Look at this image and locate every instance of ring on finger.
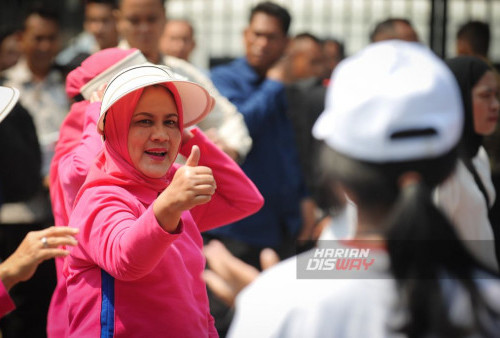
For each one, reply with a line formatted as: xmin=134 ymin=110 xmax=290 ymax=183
xmin=41 ymin=236 xmax=48 ymax=248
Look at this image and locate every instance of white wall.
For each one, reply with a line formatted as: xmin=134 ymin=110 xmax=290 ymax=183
xmin=166 ymin=0 xmax=499 ymax=69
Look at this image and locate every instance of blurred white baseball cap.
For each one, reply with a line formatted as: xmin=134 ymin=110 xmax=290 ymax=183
xmin=98 ymin=63 xmax=215 ymax=133
xmin=0 ymin=86 xmax=20 ymax=124
xmin=313 ymin=40 xmax=463 ymax=162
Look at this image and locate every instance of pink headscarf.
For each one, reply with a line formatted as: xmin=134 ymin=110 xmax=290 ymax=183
xmin=77 ymin=83 xmax=184 ymax=205
xmin=50 ymin=48 xmax=140 ymax=225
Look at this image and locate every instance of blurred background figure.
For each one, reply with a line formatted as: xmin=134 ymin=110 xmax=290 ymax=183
xmin=280 ymin=32 xmax=329 ymax=241
xmin=0 ymin=94 xmax=40 ymax=211
xmin=0 ymin=4 xmax=68 ymax=337
xmin=321 ymin=38 xmax=345 ymax=81
xmin=115 ymin=0 xmax=167 ymax=64
xmin=0 ymin=26 xmax=21 ymax=72
xmin=159 ymin=18 xmax=196 ymax=63
xmin=370 ymin=17 xmax=419 ymax=43
xmin=281 ymin=32 xmax=324 ymax=83
xmin=1 ymin=3 xmax=67 ymax=215
xmin=209 ymin=0 xmax=299 ymax=267
xmin=209 ymin=2 xmax=311 ymax=335
xmin=435 ymin=56 xmax=500 ymax=270
xmin=116 ymin=0 xmax=252 ymax=162
xmin=456 ymin=20 xmax=490 ymax=62
xmin=0 ymin=87 xmax=77 ymax=324
xmin=56 ymin=0 xmax=119 ymax=70
xmin=456 ymin=20 xmax=500 ymax=246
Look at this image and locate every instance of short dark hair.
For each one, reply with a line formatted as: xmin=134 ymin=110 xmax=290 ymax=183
xmin=117 ymin=0 xmax=164 ymax=9
xmin=370 ymin=17 xmax=412 ymax=42
xmin=166 ymin=18 xmax=195 ymax=35
xmin=85 ymin=0 xmax=118 ymax=9
xmin=23 ymin=2 xmax=61 ymax=29
xmin=0 ymin=25 xmax=20 ymax=45
xmin=294 ymin=32 xmax=321 ymax=45
xmin=322 ymin=38 xmax=345 ymax=60
xmin=249 ymin=1 xmax=291 ymax=35
xmin=457 ymin=20 xmax=490 ymax=57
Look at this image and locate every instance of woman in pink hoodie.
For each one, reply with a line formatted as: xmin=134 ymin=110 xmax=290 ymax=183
xmin=66 ymin=64 xmax=263 ymax=337
xmin=48 ymin=48 xmax=148 ymax=338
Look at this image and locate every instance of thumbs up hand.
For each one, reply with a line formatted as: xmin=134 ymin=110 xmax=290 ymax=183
xmin=163 ymin=145 xmax=216 ymax=208
xmin=185 ymin=144 xmax=200 ymax=167
xmin=153 ymin=145 xmax=216 ymax=232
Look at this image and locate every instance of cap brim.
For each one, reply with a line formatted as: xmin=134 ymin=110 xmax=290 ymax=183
xmin=98 ymin=64 xmax=214 ymax=133
xmin=0 ymin=86 xmax=20 ymax=124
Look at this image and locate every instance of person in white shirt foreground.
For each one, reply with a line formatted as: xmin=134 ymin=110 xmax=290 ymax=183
xmin=210 ymin=41 xmax=500 ymax=338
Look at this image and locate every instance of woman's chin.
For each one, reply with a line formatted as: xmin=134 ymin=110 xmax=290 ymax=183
xmin=140 ymin=166 xmax=170 ymax=179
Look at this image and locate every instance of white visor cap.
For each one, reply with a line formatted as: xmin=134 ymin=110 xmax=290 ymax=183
xmin=98 ymin=63 xmax=215 ymax=134
xmin=80 ymin=49 xmax=148 ymax=100
xmin=0 ymin=86 xmax=20 ymax=124
xmin=313 ymin=40 xmax=463 ymax=162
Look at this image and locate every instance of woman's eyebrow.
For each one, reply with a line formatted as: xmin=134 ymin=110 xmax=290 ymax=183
xmin=132 ymin=112 xmax=179 ymax=118
xmin=133 ymin=112 xmax=154 ymax=117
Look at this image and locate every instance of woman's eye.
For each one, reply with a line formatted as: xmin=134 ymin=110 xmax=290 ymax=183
xmin=137 ymin=119 xmax=152 ymax=125
xmin=164 ymin=119 xmax=178 ymax=126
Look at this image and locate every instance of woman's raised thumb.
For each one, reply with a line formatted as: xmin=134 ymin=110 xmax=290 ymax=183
xmin=186 ymin=145 xmax=200 ymax=167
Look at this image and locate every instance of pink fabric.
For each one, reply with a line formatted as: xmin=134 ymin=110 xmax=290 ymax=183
xmin=47 ymin=102 xmax=102 ymax=338
xmin=65 ymin=48 xmax=139 ymax=98
xmin=0 ymin=281 xmax=15 ymax=318
xmin=50 ymin=47 xmax=140 ymax=227
xmin=66 ymin=85 xmax=263 ymax=336
xmin=48 ymin=48 xmax=139 ymax=338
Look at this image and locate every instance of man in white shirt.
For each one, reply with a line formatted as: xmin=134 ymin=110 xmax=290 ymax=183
xmin=1 ymin=5 xmax=68 ymax=224
xmin=115 ymin=0 xmax=252 ymax=162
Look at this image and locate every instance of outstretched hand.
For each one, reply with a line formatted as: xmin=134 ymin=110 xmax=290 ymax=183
xmin=203 ymin=240 xmax=280 ymax=307
xmin=154 ymin=145 xmax=217 ymax=232
xmin=0 ymin=226 xmax=79 ymax=291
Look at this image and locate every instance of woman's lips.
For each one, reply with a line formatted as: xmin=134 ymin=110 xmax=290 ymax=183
xmin=145 ymin=148 xmax=167 ymax=160
xmin=488 ymin=115 xmax=499 ymax=122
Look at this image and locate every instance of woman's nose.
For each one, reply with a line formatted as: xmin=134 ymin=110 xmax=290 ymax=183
xmin=151 ymin=125 xmax=169 ymax=142
xmin=492 ymin=96 xmax=500 ymax=112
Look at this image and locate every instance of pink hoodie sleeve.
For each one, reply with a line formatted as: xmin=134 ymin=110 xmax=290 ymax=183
xmin=179 ymin=128 xmax=264 ymax=232
xmin=208 ymin=313 xmax=218 ymax=338
xmin=0 ymin=281 xmax=15 ymax=318
xmin=73 ymin=188 xmax=183 ymax=281
xmin=59 ymin=102 xmax=104 ymax=212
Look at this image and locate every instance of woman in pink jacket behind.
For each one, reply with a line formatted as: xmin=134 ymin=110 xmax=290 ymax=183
xmin=65 ymin=64 xmax=263 ymax=337
xmin=48 ymin=47 xmax=148 ymax=338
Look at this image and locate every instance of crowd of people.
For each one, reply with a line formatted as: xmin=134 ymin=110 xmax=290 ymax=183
xmin=0 ymin=0 xmax=499 ymax=337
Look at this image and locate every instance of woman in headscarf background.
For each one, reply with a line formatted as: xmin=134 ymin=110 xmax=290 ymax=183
xmin=65 ymin=64 xmax=263 ymax=337
xmin=48 ymin=48 xmax=148 ymax=338
xmin=434 ymin=56 xmax=500 ymax=270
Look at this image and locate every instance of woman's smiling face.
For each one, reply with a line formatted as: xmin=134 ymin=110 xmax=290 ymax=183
xmin=128 ymin=85 xmax=181 ymax=178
